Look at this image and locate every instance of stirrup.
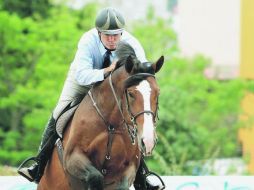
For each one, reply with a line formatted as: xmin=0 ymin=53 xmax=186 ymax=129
xmin=17 ymin=157 xmax=38 ymax=182
xmin=146 ymin=171 xmax=166 ymax=190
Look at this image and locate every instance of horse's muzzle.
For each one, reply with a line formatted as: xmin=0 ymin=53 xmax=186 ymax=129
xmin=141 ymin=136 xmax=158 ymax=156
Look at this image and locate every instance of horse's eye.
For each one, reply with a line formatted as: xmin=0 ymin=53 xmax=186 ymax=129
xmin=127 ymin=91 xmax=135 ymax=99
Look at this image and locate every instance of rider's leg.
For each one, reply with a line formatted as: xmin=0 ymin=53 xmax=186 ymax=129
xmin=18 ymin=116 xmax=58 ymax=183
xmin=134 ymin=157 xmax=164 ymax=190
xmin=17 ymin=98 xmax=74 ymax=183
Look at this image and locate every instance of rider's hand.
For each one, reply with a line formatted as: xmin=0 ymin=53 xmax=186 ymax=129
xmin=103 ymin=61 xmax=117 ymax=74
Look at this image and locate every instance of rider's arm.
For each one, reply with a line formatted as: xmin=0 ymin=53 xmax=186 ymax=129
xmin=73 ymin=32 xmax=105 ymax=86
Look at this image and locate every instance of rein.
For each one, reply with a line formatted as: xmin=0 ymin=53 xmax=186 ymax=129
xmin=109 ymin=73 xmax=137 ymax=145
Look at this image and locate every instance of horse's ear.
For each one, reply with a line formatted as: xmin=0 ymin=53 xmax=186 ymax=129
xmin=125 ymin=55 xmax=134 ymax=73
xmin=152 ymin=56 xmax=164 ymax=73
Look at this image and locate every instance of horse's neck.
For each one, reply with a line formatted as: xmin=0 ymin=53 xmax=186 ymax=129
xmin=92 ymin=70 xmax=126 ymax=125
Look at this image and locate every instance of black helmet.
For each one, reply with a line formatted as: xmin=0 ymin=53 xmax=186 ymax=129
xmin=95 ymin=7 xmax=125 ymax=35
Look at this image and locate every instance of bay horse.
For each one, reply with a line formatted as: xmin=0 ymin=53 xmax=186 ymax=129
xmin=37 ymin=42 xmax=164 ymax=190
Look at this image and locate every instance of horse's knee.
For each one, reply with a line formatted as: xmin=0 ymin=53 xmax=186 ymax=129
xmin=64 ymin=153 xmax=103 ymax=190
xmin=64 ymin=152 xmax=90 ymax=178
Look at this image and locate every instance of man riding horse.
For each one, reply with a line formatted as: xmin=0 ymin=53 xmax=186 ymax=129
xmin=18 ymin=7 xmax=163 ymax=190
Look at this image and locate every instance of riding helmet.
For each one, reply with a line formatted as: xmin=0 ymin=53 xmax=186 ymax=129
xmin=95 ymin=7 xmax=125 ymax=35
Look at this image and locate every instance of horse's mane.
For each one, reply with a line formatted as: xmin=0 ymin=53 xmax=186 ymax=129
xmin=115 ymin=42 xmax=155 ymax=73
xmin=115 ymin=42 xmax=136 ymax=61
xmin=115 ymin=42 xmax=156 ymax=88
xmin=114 ymin=42 xmax=139 ymax=70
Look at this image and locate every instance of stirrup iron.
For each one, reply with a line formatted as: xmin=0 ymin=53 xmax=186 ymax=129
xmin=17 ymin=157 xmax=38 ymax=182
xmin=146 ymin=171 xmax=166 ymax=190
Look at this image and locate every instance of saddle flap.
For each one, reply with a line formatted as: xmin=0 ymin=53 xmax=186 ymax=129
xmin=56 ymin=104 xmax=79 ymax=138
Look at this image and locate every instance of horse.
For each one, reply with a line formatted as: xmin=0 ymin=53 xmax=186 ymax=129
xmin=37 ymin=42 xmax=164 ymax=190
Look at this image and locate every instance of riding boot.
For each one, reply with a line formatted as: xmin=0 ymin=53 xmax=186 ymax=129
xmin=18 ymin=116 xmax=58 ymax=183
xmin=134 ymin=157 xmax=165 ymax=190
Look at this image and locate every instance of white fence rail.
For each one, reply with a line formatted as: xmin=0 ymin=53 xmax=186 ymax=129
xmin=1 ymin=176 xmax=254 ymax=190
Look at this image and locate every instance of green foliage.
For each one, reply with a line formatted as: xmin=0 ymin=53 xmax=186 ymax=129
xmin=131 ymin=17 xmax=178 ymax=61
xmin=142 ymin=54 xmax=251 ymax=175
xmin=1 ymin=0 xmax=52 ymax=18
xmin=0 ymin=150 xmax=33 ymax=166
xmin=0 ymin=11 xmax=40 ymax=132
xmin=0 ymin=3 xmax=97 ymax=166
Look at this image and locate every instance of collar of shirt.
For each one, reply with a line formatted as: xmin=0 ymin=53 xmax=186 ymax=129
xmin=98 ymin=39 xmax=116 ymax=60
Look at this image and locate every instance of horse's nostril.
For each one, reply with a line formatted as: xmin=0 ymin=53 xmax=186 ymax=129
xmin=141 ymin=138 xmax=145 ymax=146
xmin=140 ymin=138 xmax=146 ymax=152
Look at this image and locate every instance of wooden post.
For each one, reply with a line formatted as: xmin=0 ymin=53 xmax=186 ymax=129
xmin=240 ymin=0 xmax=254 ymax=79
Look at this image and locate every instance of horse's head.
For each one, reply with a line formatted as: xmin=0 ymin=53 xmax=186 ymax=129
xmin=113 ymin=43 xmax=164 ymax=156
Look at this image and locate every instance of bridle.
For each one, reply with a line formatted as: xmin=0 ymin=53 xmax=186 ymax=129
xmin=89 ymin=71 xmax=159 ymax=144
xmin=122 ymin=73 xmax=159 ymax=143
xmin=124 ymin=73 xmax=159 ymax=125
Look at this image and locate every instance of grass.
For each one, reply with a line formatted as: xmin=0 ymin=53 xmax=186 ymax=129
xmin=0 ymin=165 xmax=18 ymax=176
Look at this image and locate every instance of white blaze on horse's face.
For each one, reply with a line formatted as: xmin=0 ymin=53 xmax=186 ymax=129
xmin=136 ymin=80 xmax=155 ymax=156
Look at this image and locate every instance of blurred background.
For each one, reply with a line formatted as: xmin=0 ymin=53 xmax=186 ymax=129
xmin=0 ymin=0 xmax=254 ymax=176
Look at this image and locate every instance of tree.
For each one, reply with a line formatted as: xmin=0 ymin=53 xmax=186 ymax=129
xmin=0 ymin=4 xmax=97 ymax=165
xmin=1 ymin=0 xmax=52 ymax=18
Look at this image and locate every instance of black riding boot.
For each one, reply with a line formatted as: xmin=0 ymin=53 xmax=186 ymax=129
xmin=18 ymin=116 xmax=58 ymax=183
xmin=134 ymin=158 xmax=165 ymax=190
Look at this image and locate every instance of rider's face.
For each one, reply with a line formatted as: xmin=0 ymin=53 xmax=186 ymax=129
xmin=99 ymin=32 xmax=122 ymax=50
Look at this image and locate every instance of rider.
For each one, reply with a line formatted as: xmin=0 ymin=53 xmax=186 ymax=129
xmin=18 ymin=7 xmax=163 ymax=190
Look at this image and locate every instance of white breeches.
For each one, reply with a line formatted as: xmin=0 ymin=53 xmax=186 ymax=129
xmin=52 ymin=79 xmax=91 ymax=119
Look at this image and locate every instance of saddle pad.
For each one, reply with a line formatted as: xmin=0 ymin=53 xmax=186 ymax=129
xmin=56 ymin=104 xmax=79 ymax=138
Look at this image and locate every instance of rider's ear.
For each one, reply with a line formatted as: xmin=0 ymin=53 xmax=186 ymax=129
xmin=152 ymin=56 xmax=164 ymax=73
xmin=125 ymin=55 xmax=134 ymax=73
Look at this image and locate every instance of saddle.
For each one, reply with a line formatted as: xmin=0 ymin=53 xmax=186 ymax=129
xmin=55 ymin=96 xmax=83 ymax=138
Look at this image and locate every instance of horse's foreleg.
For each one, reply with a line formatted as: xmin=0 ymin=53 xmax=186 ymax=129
xmin=64 ymin=151 xmax=103 ymax=190
xmin=105 ymin=163 xmax=137 ymax=190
